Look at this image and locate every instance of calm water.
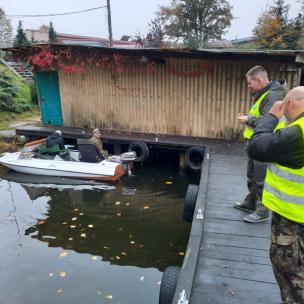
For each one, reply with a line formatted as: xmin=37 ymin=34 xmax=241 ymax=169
xmin=0 ymin=163 xmax=197 ymax=304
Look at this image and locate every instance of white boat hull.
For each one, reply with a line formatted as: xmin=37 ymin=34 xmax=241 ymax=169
xmin=0 ymin=152 xmax=126 ymax=182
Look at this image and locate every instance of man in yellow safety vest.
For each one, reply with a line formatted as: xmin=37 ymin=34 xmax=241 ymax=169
xmin=247 ymin=86 xmax=304 ymax=303
xmin=234 ymin=66 xmax=287 ymax=223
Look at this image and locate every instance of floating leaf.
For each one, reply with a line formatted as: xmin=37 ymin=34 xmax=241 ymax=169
xmin=88 ymin=224 xmax=94 ymax=228
xmin=91 ymin=256 xmax=98 ymax=261
xmin=68 ymin=237 xmax=73 ymax=241
xmin=179 ymin=252 xmax=185 ymax=256
xmin=103 ymin=246 xmax=109 ymax=250
xmin=157 ymin=281 xmax=161 ymax=285
xmin=62 ymin=222 xmax=67 ymax=225
xmin=58 ymin=272 xmax=67 ymax=278
xmin=121 ymin=252 xmax=127 ymax=256
xmin=125 ymin=203 xmax=130 ymax=206
xmin=116 ymin=256 xmax=121 ymax=260
xmin=144 ymin=206 xmax=150 ymax=210
xmin=79 ymin=213 xmax=84 ymax=216
xmin=130 ymin=241 xmax=135 ymax=244
xmin=140 ymin=276 xmax=144 ymax=282
xmin=70 ymin=225 xmax=76 ymax=229
xmin=165 ymin=181 xmax=173 ymax=185
xmin=138 ymin=244 xmax=144 ymax=248
xmin=38 ymin=220 xmax=46 ymax=225
xmin=96 ymin=290 xmax=102 ymax=295
xmin=48 ymin=273 xmax=54 ymax=277
xmin=71 ymin=217 xmax=77 ymax=221
xmin=115 ymin=201 xmax=121 ymax=205
xmin=117 ymin=213 xmax=122 ymax=217
xmin=57 ymin=288 xmax=63 ymax=293
xmin=74 ymin=208 xmax=79 ymax=212
xmin=59 ymin=251 xmax=69 ymax=258
xmin=80 ymin=233 xmax=86 ymax=238
xmin=105 ymin=294 xmax=113 ymax=300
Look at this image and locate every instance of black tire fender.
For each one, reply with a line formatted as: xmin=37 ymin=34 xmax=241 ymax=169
xmin=128 ymin=141 xmax=149 ymax=162
xmin=183 ymin=184 xmax=199 ymax=222
xmin=159 ymin=266 xmax=181 ymax=304
xmin=185 ymin=146 xmax=205 ymax=171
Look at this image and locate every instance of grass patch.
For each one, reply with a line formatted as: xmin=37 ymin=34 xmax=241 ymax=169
xmin=0 ymin=106 xmax=40 ymax=130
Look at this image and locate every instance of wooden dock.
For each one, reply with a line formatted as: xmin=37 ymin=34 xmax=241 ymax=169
xmin=173 ymin=144 xmax=281 ymax=304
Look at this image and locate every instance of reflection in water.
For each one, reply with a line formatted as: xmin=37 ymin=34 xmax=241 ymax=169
xmin=0 ymin=164 xmax=197 ymax=304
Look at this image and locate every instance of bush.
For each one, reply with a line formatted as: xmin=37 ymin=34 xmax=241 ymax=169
xmin=0 ymin=64 xmax=31 ymax=113
xmin=29 ymin=81 xmax=39 ymax=105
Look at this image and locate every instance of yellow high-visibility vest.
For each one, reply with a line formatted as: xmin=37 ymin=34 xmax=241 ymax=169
xmin=263 ymin=116 xmax=304 ymax=223
xmin=243 ymin=91 xmax=269 ymax=139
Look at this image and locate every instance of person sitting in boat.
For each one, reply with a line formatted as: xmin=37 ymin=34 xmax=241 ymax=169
xmin=46 ymin=130 xmax=65 ymax=151
xmin=77 ymin=128 xmax=108 ymax=163
xmin=91 ymin=128 xmax=108 ymax=159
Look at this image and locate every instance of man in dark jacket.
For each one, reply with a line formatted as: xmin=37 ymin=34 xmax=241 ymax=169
xmin=234 ymin=66 xmax=288 ymax=223
xmin=247 ymin=86 xmax=304 ymax=303
xmin=46 ymin=130 xmax=65 ymax=151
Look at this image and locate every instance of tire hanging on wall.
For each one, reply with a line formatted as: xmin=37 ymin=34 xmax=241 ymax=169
xmin=159 ymin=266 xmax=181 ymax=304
xmin=185 ymin=146 xmax=205 ymax=171
xmin=183 ymin=184 xmax=199 ymax=222
xmin=127 ymin=141 xmax=149 ymax=162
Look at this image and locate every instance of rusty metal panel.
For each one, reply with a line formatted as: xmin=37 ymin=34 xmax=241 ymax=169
xmin=58 ymin=58 xmax=301 ymax=140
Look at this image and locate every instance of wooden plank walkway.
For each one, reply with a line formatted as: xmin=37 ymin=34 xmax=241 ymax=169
xmin=190 ymin=151 xmax=281 ymax=303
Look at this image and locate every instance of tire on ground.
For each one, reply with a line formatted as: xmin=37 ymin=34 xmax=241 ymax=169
xmin=159 ymin=266 xmax=181 ymax=304
xmin=185 ymin=146 xmax=205 ymax=171
xmin=127 ymin=141 xmax=149 ymax=162
xmin=183 ymin=184 xmax=199 ymax=222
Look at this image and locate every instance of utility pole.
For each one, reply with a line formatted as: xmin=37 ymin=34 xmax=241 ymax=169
xmin=107 ymin=0 xmax=113 ymax=47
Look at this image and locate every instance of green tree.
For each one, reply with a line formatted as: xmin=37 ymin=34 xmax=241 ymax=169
xmin=0 ymin=8 xmax=13 ymax=48
xmin=158 ymin=0 xmax=233 ymax=48
xmin=13 ymin=20 xmax=29 ymax=47
xmin=48 ymin=21 xmax=57 ymax=43
xmin=254 ymin=0 xmax=304 ymax=49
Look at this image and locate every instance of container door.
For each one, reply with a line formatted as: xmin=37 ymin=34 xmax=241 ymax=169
xmin=36 ymin=71 xmax=63 ymax=126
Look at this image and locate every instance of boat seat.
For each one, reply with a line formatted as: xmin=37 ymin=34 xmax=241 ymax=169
xmin=77 ymin=138 xmax=103 ymax=163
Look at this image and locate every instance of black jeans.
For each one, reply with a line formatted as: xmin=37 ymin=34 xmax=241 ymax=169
xmin=247 ymin=157 xmax=267 ymax=204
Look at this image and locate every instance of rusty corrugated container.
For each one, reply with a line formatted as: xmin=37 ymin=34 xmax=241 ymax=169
xmin=58 ymin=57 xmax=301 ymax=140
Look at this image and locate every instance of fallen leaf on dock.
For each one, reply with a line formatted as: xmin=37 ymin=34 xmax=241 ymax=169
xmin=38 ymin=220 xmax=46 ymax=225
xmin=58 ymin=272 xmax=67 ymax=278
xmin=105 ymin=294 xmax=113 ymax=300
xmin=139 ymin=276 xmax=144 ymax=282
xmin=59 ymin=251 xmax=69 ymax=258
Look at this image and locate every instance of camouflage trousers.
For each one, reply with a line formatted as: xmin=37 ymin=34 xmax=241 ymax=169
xmin=270 ymin=212 xmax=304 ymax=304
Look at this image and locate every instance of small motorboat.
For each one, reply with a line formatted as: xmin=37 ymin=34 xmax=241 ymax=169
xmin=0 ymin=149 xmax=137 ymax=182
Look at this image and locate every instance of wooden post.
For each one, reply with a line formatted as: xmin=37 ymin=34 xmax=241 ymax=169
xmin=106 ymin=0 xmax=113 ymax=47
xmin=179 ymin=151 xmax=186 ymax=170
xmin=114 ymin=144 xmax=122 ymax=155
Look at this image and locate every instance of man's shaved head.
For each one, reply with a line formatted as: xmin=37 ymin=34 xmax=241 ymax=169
xmin=284 ymin=86 xmax=304 ymax=123
xmin=285 ymin=86 xmax=304 ymax=103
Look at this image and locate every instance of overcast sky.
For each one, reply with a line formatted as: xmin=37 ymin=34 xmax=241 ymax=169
xmin=0 ymin=0 xmax=301 ymax=41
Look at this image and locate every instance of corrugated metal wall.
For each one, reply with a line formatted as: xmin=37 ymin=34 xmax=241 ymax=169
xmin=58 ymin=58 xmax=300 ymax=139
